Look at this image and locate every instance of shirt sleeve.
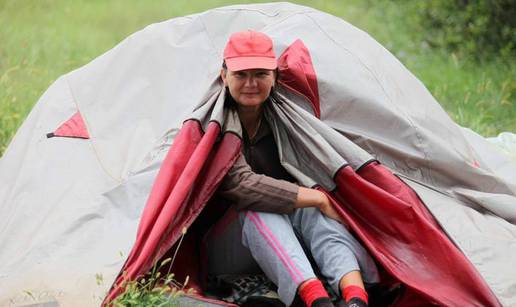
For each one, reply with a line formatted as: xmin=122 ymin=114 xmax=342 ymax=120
xmin=217 ymin=153 xmax=299 ymax=214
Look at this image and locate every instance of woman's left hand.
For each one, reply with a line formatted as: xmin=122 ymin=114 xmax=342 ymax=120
xmin=317 ymin=193 xmax=344 ymax=223
xmin=296 ymin=187 xmax=346 ymax=224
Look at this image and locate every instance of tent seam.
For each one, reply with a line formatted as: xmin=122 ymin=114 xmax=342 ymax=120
xmin=64 ymin=74 xmax=122 ymax=184
xmin=212 ymin=6 xmax=314 ymax=18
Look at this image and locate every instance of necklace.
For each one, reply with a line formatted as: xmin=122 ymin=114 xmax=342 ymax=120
xmin=248 ymin=116 xmax=262 ymax=141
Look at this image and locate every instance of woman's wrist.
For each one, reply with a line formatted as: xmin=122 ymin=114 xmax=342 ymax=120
xmin=296 ymin=187 xmax=325 ymax=209
xmin=315 ymin=190 xmax=326 ymax=209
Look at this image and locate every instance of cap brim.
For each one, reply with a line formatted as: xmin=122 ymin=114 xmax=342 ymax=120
xmin=225 ymin=56 xmax=277 ymax=71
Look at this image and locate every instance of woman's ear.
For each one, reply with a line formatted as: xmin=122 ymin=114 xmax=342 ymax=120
xmin=220 ymin=68 xmax=227 ymax=86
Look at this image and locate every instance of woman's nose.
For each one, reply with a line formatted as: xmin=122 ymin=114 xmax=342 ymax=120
xmin=244 ymin=76 xmax=257 ymax=87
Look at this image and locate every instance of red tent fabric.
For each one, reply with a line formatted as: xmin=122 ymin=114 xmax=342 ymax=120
xmin=104 ymin=40 xmax=499 ymax=307
xmin=104 ymin=120 xmax=241 ymax=303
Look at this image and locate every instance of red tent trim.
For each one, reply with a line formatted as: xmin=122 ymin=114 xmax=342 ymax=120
xmin=331 ymin=162 xmax=499 ymax=306
xmin=278 ymin=39 xmax=321 ymax=118
xmin=47 ymin=111 xmax=90 ymax=139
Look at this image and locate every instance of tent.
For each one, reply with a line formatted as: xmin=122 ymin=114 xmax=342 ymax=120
xmin=1 ymin=2 xmax=515 ymax=306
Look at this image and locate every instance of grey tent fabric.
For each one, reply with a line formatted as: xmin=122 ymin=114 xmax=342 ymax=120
xmin=266 ymin=90 xmax=374 ymax=190
xmin=1 ymin=2 xmax=515 ymax=306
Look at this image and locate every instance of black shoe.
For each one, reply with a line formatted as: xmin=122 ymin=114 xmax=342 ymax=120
xmin=312 ymin=297 xmax=335 ymax=307
xmin=243 ymin=295 xmax=285 ymax=307
xmin=345 ymin=297 xmax=367 ymax=307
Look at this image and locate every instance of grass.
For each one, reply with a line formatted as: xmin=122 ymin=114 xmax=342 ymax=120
xmin=101 ymin=228 xmax=190 ymax=306
xmin=0 ymin=0 xmax=514 ymax=156
xmin=109 ymin=259 xmax=193 ymax=307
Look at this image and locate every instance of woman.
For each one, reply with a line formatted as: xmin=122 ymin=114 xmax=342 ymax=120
xmin=206 ymin=30 xmax=379 ymax=307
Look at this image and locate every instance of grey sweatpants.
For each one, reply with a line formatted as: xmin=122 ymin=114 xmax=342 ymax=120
xmin=206 ymin=207 xmax=380 ymax=306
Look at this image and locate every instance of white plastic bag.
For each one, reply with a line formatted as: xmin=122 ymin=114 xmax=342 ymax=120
xmin=487 ymin=132 xmax=516 ymax=163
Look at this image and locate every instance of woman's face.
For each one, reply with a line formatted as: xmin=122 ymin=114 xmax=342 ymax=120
xmin=221 ymin=68 xmax=276 ymax=108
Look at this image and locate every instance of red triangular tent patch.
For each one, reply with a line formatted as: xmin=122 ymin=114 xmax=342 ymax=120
xmin=47 ymin=111 xmax=89 ymax=139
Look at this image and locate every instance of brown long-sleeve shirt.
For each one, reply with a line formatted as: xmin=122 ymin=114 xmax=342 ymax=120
xmin=217 ymin=118 xmax=299 ymax=214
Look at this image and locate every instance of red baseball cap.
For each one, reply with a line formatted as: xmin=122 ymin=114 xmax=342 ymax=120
xmin=223 ymin=30 xmax=277 ymax=71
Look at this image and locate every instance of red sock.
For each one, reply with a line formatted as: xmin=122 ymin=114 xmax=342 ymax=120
xmin=299 ymin=279 xmax=329 ymax=307
xmin=342 ymin=285 xmax=368 ymax=304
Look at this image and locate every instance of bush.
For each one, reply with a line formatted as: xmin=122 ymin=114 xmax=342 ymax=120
xmin=404 ymin=0 xmax=515 ymax=60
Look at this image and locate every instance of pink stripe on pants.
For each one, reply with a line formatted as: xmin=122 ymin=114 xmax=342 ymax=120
xmin=244 ymin=212 xmax=303 ymax=284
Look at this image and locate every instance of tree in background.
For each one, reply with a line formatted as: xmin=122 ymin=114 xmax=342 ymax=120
xmin=405 ymin=0 xmax=515 ymax=61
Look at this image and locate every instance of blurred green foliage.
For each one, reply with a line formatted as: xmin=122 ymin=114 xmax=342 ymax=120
xmin=0 ymin=0 xmax=514 ymax=156
xmin=401 ymin=0 xmax=515 ymax=60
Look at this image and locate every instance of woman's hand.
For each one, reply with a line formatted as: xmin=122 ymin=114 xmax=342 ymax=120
xmin=296 ymin=187 xmax=344 ymax=224
xmin=317 ymin=193 xmax=343 ymax=223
